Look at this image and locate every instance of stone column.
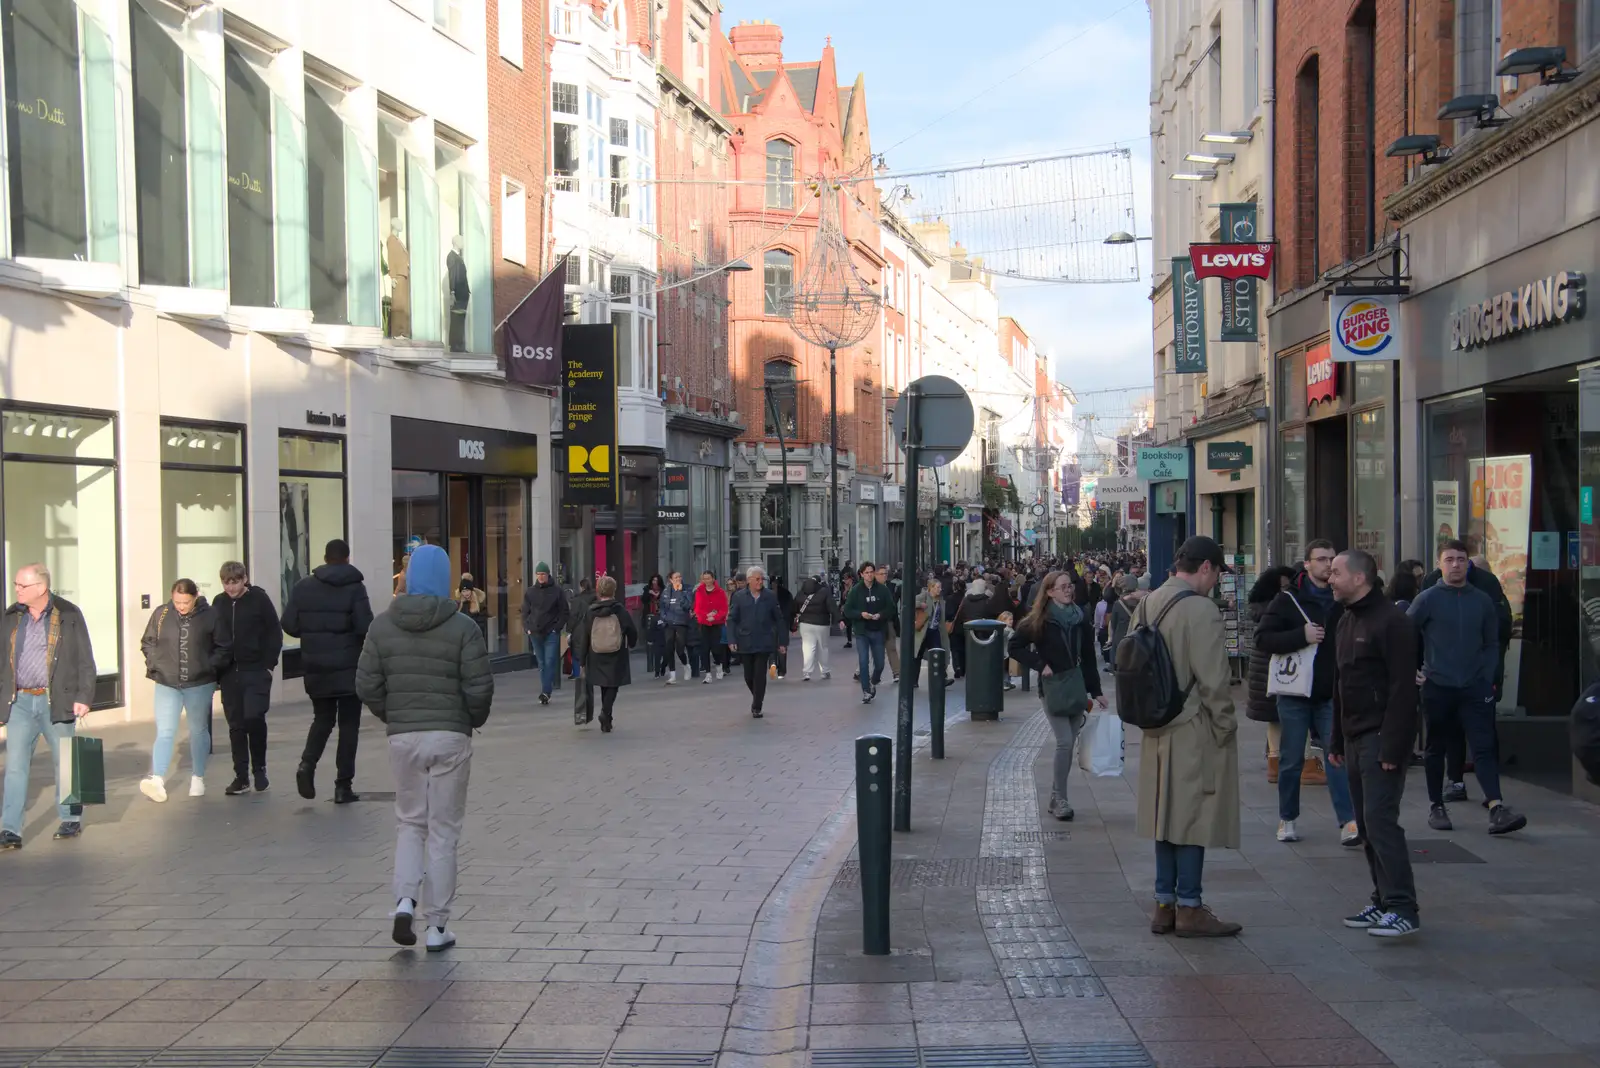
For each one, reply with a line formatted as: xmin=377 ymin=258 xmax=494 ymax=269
xmin=734 ymin=481 xmax=766 ymax=575
xmin=801 ymin=489 xmax=827 ymax=578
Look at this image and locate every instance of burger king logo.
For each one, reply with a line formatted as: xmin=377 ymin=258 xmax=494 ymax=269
xmin=1334 ymin=298 xmax=1395 ymax=357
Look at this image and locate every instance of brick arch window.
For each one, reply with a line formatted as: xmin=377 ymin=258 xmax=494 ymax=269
xmin=1293 ymin=55 xmax=1321 ymax=288
xmin=763 ymin=247 xmax=794 ymax=315
xmin=765 ymin=139 xmax=795 ymax=209
xmin=1346 ymin=1 xmax=1377 ymax=259
xmin=763 ymin=359 xmax=799 ymax=438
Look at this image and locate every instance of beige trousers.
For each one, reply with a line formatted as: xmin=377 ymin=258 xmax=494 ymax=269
xmin=389 ymin=730 xmax=473 ymax=928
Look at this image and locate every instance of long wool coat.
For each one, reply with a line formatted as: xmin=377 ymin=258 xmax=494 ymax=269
xmin=1133 ymin=577 xmax=1241 ymax=850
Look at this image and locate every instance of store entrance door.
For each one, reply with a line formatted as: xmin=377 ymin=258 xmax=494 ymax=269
xmin=1310 ymin=417 xmax=1350 ymax=545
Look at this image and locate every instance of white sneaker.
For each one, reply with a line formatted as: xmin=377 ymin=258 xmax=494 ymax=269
xmin=716 ymin=667 xmax=725 ymax=680
xmin=665 ymin=671 xmax=677 ymax=685
xmin=702 ymin=673 xmax=712 ymax=685
xmin=189 ymin=776 xmax=205 ymax=798
xmin=822 ymin=670 xmax=831 ymax=680
xmin=139 ymin=776 xmax=167 ymax=803
xmin=1276 ymin=819 xmax=1301 ymax=843
xmin=391 ymin=898 xmax=417 ymax=946
xmin=425 ymin=925 xmax=456 ymax=952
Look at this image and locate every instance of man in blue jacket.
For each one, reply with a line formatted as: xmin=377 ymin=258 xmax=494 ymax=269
xmin=726 ymin=566 xmax=786 ymax=719
xmin=1408 ymin=540 xmax=1527 ymax=836
xmin=659 ymin=572 xmax=696 ymax=684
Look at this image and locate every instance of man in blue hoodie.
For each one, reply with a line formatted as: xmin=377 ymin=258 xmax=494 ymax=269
xmin=659 ymin=572 xmax=696 ymax=684
xmin=1407 ymin=540 xmax=1527 ymax=836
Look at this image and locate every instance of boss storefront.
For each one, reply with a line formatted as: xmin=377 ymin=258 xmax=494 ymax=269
xmin=390 ymin=416 xmax=538 ymax=664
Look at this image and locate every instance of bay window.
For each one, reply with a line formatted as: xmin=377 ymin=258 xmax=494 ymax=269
xmin=224 ymin=39 xmax=275 ymax=307
xmin=306 ymin=76 xmax=348 ymax=324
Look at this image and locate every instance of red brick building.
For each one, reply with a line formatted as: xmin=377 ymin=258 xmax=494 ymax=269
xmin=485 ymin=0 xmax=549 ymax=331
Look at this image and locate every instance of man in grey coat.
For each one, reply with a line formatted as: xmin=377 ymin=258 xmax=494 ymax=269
xmin=357 ymin=544 xmax=493 ymax=952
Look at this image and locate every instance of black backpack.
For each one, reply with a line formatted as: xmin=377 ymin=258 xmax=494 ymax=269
xmin=1113 ymin=590 xmax=1199 ymax=730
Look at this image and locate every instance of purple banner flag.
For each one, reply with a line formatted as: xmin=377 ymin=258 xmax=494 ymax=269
xmin=502 ymin=258 xmax=567 ymax=387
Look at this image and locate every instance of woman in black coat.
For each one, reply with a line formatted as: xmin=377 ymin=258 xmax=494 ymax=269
xmin=1247 ymin=566 xmax=1297 ymax=780
xmin=573 ymin=576 xmax=638 ymax=733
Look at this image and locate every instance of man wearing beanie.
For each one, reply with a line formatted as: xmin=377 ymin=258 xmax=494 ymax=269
xmin=521 ymin=561 xmax=568 ymax=705
xmin=357 ymin=544 xmax=493 ymax=952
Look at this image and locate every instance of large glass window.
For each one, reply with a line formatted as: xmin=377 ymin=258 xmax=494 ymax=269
xmin=1352 ymin=407 xmax=1390 ymax=573
xmin=392 ymin=470 xmax=441 ymax=596
xmin=609 ymin=152 xmax=629 ymax=218
xmin=1354 ymin=361 xmax=1390 ymax=406
xmin=611 ymin=311 xmax=634 ymax=389
xmin=553 ymin=121 xmax=578 ymax=190
xmin=765 ymin=140 xmax=794 ymax=209
xmin=161 ymin=423 xmax=244 ymax=603
xmin=2 ymin=408 xmax=119 ymax=703
xmin=3 ymin=0 xmax=116 ymax=263
xmin=484 ymin=477 xmax=526 ymax=656
xmin=1279 ymin=427 xmax=1307 ymax=565
xmin=130 ymin=1 xmax=186 ymax=286
xmin=1425 ymin=391 xmax=1486 ymax=559
xmin=224 ymin=39 xmax=274 ymax=307
xmin=306 ymin=77 xmax=348 ymax=324
xmin=380 ymin=115 xmax=410 ymax=336
xmin=764 ymin=360 xmax=798 ymax=438
xmin=1277 ymin=351 xmax=1307 ymax=423
xmin=279 ymin=434 xmax=346 ymax=648
xmin=764 ymin=248 xmax=793 ymax=316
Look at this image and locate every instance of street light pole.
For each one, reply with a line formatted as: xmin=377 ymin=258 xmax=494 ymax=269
xmin=764 ymin=384 xmax=791 ymax=578
xmin=829 ymin=342 xmax=839 ymax=573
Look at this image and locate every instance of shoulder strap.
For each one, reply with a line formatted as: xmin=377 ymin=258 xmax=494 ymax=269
xmin=1285 ymin=591 xmax=1313 ymax=625
xmin=1149 ymin=589 xmax=1200 ymax=632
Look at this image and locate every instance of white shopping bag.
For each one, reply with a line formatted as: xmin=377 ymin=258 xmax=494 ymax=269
xmin=1077 ymin=710 xmax=1125 ymax=777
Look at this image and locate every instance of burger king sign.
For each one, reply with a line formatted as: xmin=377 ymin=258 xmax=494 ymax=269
xmin=1329 ymin=293 xmax=1402 ymax=362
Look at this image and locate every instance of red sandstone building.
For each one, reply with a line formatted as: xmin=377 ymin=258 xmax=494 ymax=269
xmin=486 ymin=0 xmax=549 ymax=331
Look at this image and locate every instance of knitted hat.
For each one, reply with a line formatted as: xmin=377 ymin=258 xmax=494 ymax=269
xmin=535 ymin=561 xmax=551 ymax=574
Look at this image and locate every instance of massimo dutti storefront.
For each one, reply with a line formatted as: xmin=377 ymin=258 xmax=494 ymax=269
xmin=1391 ymin=61 xmax=1600 ymax=795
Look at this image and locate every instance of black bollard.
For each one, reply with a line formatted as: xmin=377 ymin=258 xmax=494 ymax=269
xmin=1020 ymin=663 xmax=1030 ymax=692
xmin=856 ymin=734 xmax=892 ymax=955
xmin=927 ymin=648 xmax=947 ymax=760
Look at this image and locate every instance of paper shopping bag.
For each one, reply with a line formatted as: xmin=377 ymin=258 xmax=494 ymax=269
xmin=58 ymin=734 xmax=106 ymax=806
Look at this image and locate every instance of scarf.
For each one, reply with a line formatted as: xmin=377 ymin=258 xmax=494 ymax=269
xmin=1047 ymin=600 xmax=1083 ymax=639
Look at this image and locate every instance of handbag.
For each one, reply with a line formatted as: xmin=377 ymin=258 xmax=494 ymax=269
xmin=792 ymin=592 xmax=816 ymax=635
xmin=914 ymin=604 xmax=928 ymax=633
xmin=1266 ymin=596 xmax=1318 ymax=699
xmin=573 ymin=682 xmax=593 ymax=726
xmin=1040 ymin=669 xmax=1087 ymax=717
xmin=58 ymin=734 xmax=106 ymax=806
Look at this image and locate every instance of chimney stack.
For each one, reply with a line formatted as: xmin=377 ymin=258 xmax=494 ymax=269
xmin=729 ymin=20 xmax=783 ymax=67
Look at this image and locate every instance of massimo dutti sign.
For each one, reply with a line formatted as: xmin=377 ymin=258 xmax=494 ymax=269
xmin=1449 ymin=271 xmax=1586 ymax=351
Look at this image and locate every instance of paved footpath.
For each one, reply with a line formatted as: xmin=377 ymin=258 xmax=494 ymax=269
xmin=1 ymin=650 xmax=1598 ymax=1068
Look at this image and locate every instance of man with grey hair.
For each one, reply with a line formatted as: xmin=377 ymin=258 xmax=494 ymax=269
xmin=726 ymin=566 xmax=786 ymax=718
xmin=1329 ymin=548 xmax=1421 ymax=939
xmin=2 ymin=563 xmax=98 ymax=849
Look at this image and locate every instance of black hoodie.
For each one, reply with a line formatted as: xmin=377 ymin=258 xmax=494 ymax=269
xmin=215 ymin=585 xmax=283 ymax=674
xmin=1254 ymin=569 xmax=1342 ymax=702
xmin=140 ymin=600 xmax=223 ymax=689
xmin=282 ymin=564 xmax=373 ymax=697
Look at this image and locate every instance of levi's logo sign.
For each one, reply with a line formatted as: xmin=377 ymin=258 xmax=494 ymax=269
xmin=1189 ymin=243 xmax=1275 ymax=280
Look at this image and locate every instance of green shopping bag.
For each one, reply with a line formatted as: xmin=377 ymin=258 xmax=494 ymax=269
xmin=58 ymin=734 xmax=106 ymax=806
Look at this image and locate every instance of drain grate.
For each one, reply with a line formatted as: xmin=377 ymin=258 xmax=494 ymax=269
xmin=1408 ymin=838 xmax=1485 ymax=864
xmin=832 ymin=857 xmax=1026 ymax=889
xmin=0 ymin=1054 xmax=49 ymax=1068
xmin=148 ymin=1053 xmax=274 ymax=1068
xmin=32 ymin=1051 xmax=164 ymax=1068
xmin=260 ymin=1050 xmax=386 ymax=1068
xmin=808 ymin=1051 xmax=920 ymax=1068
xmin=1031 ymin=1044 xmax=1152 ymax=1067
xmin=601 ymin=1055 xmax=716 ymax=1067
xmin=489 ymin=1054 xmax=606 ymax=1068
xmin=1013 ymin=831 xmax=1071 ymax=842
xmin=376 ymin=1051 xmax=496 ymax=1068
xmin=808 ymin=1048 xmax=1151 ymax=1068
xmin=922 ymin=1047 xmax=1034 ymax=1067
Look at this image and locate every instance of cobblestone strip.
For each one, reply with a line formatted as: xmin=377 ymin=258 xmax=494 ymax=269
xmin=977 ymin=712 xmax=1104 ymax=1001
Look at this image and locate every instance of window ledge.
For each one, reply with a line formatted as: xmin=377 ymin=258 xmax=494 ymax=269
xmin=443 ymin=356 xmax=503 ymax=376
xmin=3 ymin=258 xmax=125 ymax=301
xmin=150 ymin=286 xmax=230 ymax=325
xmin=381 ymin=338 xmax=448 ymax=363
xmin=232 ymin=306 xmax=315 ymax=342
xmin=311 ymin=324 xmax=386 ymax=352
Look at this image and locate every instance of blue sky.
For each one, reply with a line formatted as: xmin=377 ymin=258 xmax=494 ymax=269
xmin=723 ymin=0 xmax=1155 ymax=404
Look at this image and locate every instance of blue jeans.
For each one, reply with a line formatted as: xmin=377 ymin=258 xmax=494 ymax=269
xmin=1423 ymin=680 xmax=1502 ymax=803
xmin=1154 ymin=841 xmax=1205 ymax=907
xmin=532 ymin=631 xmax=561 ymax=696
xmin=856 ymin=629 xmax=886 ymax=693
xmin=151 ymin=683 xmax=214 ymax=779
xmin=3 ymin=692 xmax=80 ymax=833
xmin=1276 ymin=694 xmax=1355 ymax=825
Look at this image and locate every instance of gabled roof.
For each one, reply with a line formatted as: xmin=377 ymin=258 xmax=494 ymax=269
xmin=837 ymin=85 xmax=853 ymax=127
xmin=785 ymin=64 xmax=820 ymax=111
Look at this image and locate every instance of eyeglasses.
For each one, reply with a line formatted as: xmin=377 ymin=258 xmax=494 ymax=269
xmin=13 ymin=580 xmax=42 ymax=590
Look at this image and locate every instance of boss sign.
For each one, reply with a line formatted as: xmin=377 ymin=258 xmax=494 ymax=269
xmin=1188 ymin=243 xmax=1275 ymax=280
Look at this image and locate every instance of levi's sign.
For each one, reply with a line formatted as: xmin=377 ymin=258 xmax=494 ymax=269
xmin=1189 ymin=243 xmax=1275 ymax=280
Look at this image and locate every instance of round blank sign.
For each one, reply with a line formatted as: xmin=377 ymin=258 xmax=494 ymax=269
xmin=892 ymin=375 xmax=975 ymax=468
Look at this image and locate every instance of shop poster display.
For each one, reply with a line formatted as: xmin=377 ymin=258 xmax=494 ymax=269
xmin=1531 ymin=532 xmax=1560 ymax=571
xmin=1470 ymin=455 xmax=1532 ymax=630
xmin=280 ymin=482 xmax=312 ymax=609
xmin=1432 ymin=482 xmax=1460 ymax=559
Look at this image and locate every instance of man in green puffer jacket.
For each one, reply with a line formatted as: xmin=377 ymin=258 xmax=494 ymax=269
xmin=356 ymin=544 xmax=493 ymax=954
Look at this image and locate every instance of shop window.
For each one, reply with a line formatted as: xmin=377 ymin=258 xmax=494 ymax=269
xmin=306 ymin=77 xmax=348 ymax=324
xmin=223 ymin=40 xmax=274 ymax=306
xmin=609 ymin=153 xmax=629 ymax=218
xmin=435 ymin=138 xmax=486 ymax=353
xmin=392 ymin=470 xmax=441 ymax=595
xmin=130 ymin=1 xmax=188 ymax=286
xmin=1354 ymin=361 xmax=1389 ymax=406
xmin=1 ymin=408 xmax=119 ymax=705
xmin=379 ymin=114 xmax=440 ymax=341
xmin=552 ymin=81 xmax=578 ymax=115
xmin=279 ymin=434 xmax=347 ymax=653
xmin=483 ymin=477 xmax=527 ymax=656
xmin=3 ymin=0 xmax=117 ymax=264
xmin=1277 ymin=351 xmax=1308 ymax=423
xmin=1425 ymin=392 xmax=1486 ymax=559
xmin=612 ymin=311 xmax=634 ymax=389
xmin=764 ymin=248 xmax=794 ymax=316
xmin=553 ymin=122 xmax=579 ymax=190
xmin=766 ymin=140 xmax=794 ymax=209
xmin=764 ymin=360 xmax=798 ymax=438
xmin=1278 ymin=426 xmax=1307 ymax=565
xmin=160 ymin=423 xmax=245 ymax=604
xmin=1352 ymin=407 xmax=1390 ymax=573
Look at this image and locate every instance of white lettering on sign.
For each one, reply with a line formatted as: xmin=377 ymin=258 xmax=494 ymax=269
xmin=1449 ymin=271 xmax=1586 ymax=351
xmin=459 ymin=439 xmax=486 ymax=460
xmin=1197 ymin=250 xmax=1268 ymax=270
xmin=510 ymin=344 xmax=556 ymax=360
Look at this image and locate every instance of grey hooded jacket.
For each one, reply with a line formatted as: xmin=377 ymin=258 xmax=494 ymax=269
xmin=356 ymin=595 xmax=493 ymax=736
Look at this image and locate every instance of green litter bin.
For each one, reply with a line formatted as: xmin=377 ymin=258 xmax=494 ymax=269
xmin=963 ymin=619 xmax=1007 ymax=720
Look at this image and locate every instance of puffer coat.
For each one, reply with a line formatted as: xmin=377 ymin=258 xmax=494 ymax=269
xmin=572 ymin=598 xmax=638 ymax=688
xmin=355 ymin=594 xmax=493 ymax=735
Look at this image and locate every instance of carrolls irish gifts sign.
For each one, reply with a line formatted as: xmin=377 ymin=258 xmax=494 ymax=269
xmin=562 ymin=324 xmax=618 ymax=505
xmin=1172 ymin=257 xmax=1206 ymax=373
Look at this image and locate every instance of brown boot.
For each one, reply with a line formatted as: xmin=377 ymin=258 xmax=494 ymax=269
xmin=1267 ymin=754 xmax=1279 ymax=783
xmin=1150 ymin=902 xmax=1176 ymax=935
xmin=1175 ymin=904 xmax=1242 ymax=938
xmin=1301 ymin=757 xmax=1327 ymax=786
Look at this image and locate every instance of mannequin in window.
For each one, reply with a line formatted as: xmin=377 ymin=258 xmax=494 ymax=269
xmin=446 ymin=235 xmax=470 ymax=353
xmin=386 ymin=219 xmax=411 ymax=338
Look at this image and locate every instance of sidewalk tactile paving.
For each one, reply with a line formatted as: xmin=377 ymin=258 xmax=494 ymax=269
xmin=806 ymin=1051 xmax=919 ymax=1068
xmin=259 ymin=1050 xmax=385 ymax=1068
xmin=919 ymin=1047 xmax=1033 ymax=1067
xmin=1030 ymin=1045 xmax=1152 ymax=1067
xmin=831 ymin=859 xmax=1025 ymax=889
xmin=375 ymin=1050 xmax=496 ymax=1068
xmin=148 ymin=1052 xmax=275 ymax=1067
xmin=488 ymin=1054 xmax=606 ymax=1067
xmin=32 ymin=1051 xmax=164 ymax=1068
xmin=601 ymin=1053 xmax=716 ymax=1067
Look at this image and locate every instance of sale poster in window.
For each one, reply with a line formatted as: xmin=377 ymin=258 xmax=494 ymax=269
xmin=1469 ymin=455 xmax=1532 ymax=631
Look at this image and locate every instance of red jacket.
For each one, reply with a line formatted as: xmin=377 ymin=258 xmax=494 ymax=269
xmin=694 ymin=582 xmax=729 ymax=625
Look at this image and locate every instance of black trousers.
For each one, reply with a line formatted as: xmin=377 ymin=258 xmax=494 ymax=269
xmin=302 ymin=694 xmax=362 ymax=788
xmin=598 ymin=686 xmax=618 ymax=725
xmin=699 ymin=623 xmax=728 ymax=673
xmin=219 ymin=669 xmax=271 ymax=779
xmin=742 ymin=652 xmax=770 ymax=710
xmin=1346 ymin=731 xmax=1418 ymax=921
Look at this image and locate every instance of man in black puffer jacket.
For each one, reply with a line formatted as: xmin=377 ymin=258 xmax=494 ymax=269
xmin=214 ymin=561 xmax=282 ymax=796
xmin=283 ymin=539 xmax=374 ymax=804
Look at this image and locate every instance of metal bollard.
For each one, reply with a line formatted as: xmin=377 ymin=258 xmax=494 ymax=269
xmin=856 ymin=734 xmax=892 ymax=956
xmin=1020 ymin=663 xmax=1030 ymax=692
xmin=927 ymin=648 xmax=947 ymax=760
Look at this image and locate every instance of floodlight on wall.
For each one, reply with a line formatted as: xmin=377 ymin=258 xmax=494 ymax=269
xmin=1496 ymin=45 xmax=1577 ymax=85
xmin=1184 ymin=151 xmax=1235 ymax=165
xmin=1437 ymin=93 xmax=1507 ymax=128
xmin=1385 ymin=133 xmax=1452 ymax=165
xmin=723 ymin=258 xmax=754 ymax=273
xmin=1199 ymin=130 xmax=1252 ymax=144
xmin=1169 ymin=170 xmax=1218 ymax=182
xmin=1104 ymin=232 xmax=1152 ymax=245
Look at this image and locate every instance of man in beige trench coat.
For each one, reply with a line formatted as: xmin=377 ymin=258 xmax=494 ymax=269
xmin=1136 ymin=536 xmax=1243 ymax=938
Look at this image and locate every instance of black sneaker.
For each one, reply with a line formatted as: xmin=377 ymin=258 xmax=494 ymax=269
xmin=1343 ymin=904 xmax=1384 ymax=929
xmin=225 ymin=777 xmax=251 ymax=796
xmin=1442 ymin=781 xmax=1469 ymax=803
xmin=1488 ymin=803 xmax=1527 ymax=835
xmin=751 ymin=706 xmax=764 ymax=719
xmin=862 ymin=688 xmax=876 ymax=704
xmin=1427 ymin=803 xmax=1453 ymax=831
xmin=296 ymin=762 xmax=316 ymax=800
xmin=1368 ymin=912 xmax=1420 ymax=939
xmin=539 ymin=693 xmax=550 ymax=705
xmin=0 ymin=830 xmax=21 ymax=851
xmin=52 ymin=822 xmax=81 ymax=840
xmin=253 ymin=769 xmax=269 ymax=793
xmin=333 ymin=785 xmax=360 ymax=805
